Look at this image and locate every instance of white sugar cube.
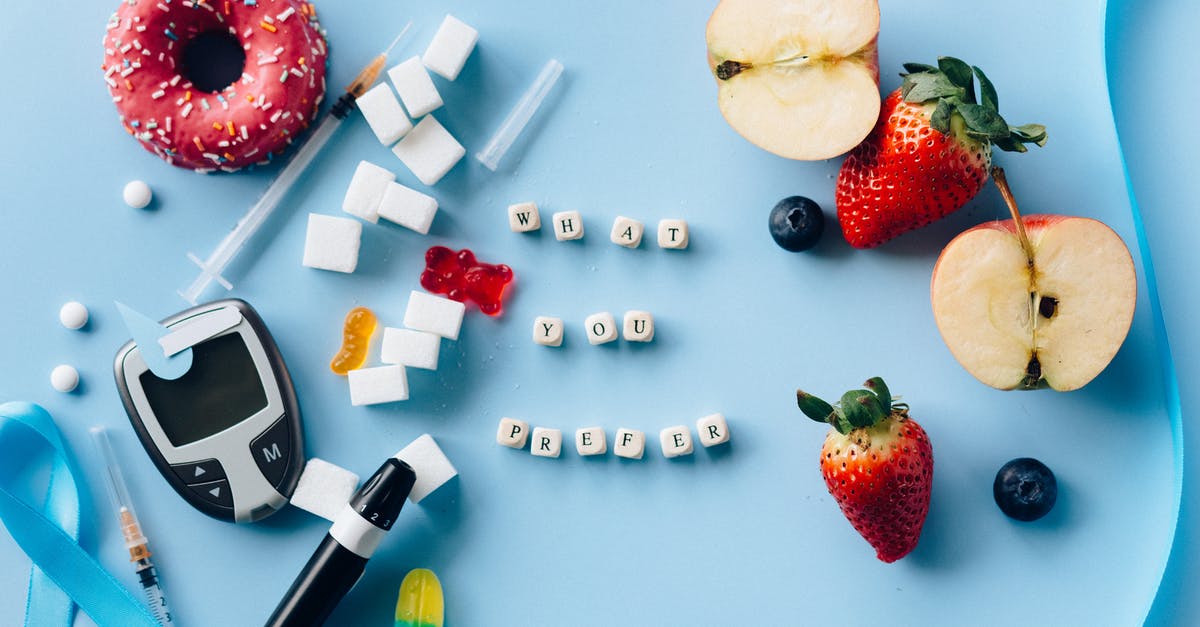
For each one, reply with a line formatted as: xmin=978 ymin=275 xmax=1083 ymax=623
xmin=378 ymin=181 xmax=438 ymax=234
xmin=290 ymin=458 xmax=360 ymax=521
xmin=623 ymin=311 xmax=654 ymax=342
xmin=302 ymin=214 xmax=362 ymax=273
xmin=531 ymin=427 xmax=562 ymax=458
xmin=387 ymin=56 xmax=444 ymax=118
xmin=392 ymin=116 xmax=465 ymax=186
xmin=403 ymin=290 xmax=465 ymax=340
xmin=552 ymin=210 xmax=584 ymax=241
xmin=660 ymin=426 xmax=694 ymax=458
xmin=395 ymin=434 xmax=457 ymax=503
xmin=610 ymin=216 xmax=644 ymax=248
xmin=423 ymin=15 xmax=478 ymax=81
xmin=614 ymin=428 xmax=645 ymax=460
xmin=508 ymin=202 xmax=541 ymax=232
xmin=585 ymin=312 xmax=618 ymax=345
xmin=576 ymin=427 xmax=607 ymax=456
xmin=380 ymin=327 xmax=440 ymax=370
xmin=497 ymin=417 xmax=530 ymax=449
xmin=532 ymin=316 xmax=564 ymax=347
xmin=658 ymin=219 xmax=689 ymax=249
xmin=356 ymin=83 xmax=412 ymax=145
xmin=348 ymin=365 xmax=409 ymax=406
xmin=342 ymin=161 xmax=395 ymax=223
xmin=697 ymin=413 xmax=731 ymax=447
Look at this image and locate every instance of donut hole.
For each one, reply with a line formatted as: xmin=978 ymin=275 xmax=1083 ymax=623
xmin=181 ymin=30 xmax=246 ymax=93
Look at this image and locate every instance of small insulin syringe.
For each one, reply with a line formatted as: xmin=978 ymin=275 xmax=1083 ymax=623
xmin=91 ymin=427 xmax=176 ymax=626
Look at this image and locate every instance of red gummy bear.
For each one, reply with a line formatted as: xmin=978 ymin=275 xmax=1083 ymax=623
xmin=420 ymin=246 xmax=514 ymax=316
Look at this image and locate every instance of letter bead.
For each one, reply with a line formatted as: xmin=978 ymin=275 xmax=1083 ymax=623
xmin=585 ymin=312 xmax=618 ymax=345
xmin=533 ymin=316 xmax=564 ymax=347
xmin=497 ymin=417 xmax=530 ymax=449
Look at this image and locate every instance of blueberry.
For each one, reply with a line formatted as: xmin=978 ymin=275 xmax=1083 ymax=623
xmin=768 ymin=196 xmax=824 ymax=252
xmin=993 ymin=458 xmax=1057 ymax=521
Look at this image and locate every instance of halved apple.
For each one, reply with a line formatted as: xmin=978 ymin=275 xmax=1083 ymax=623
xmin=930 ymin=169 xmax=1137 ymax=391
xmin=705 ymin=0 xmax=881 ymax=160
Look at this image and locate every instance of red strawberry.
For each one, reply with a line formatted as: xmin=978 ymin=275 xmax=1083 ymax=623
xmin=835 ymin=57 xmax=1047 ymax=248
xmin=797 ymin=377 xmax=933 ymax=563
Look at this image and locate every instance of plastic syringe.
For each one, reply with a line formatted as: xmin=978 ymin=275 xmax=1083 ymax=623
xmin=179 ymin=24 xmax=412 ymax=305
xmin=91 ymin=427 xmax=176 ymax=626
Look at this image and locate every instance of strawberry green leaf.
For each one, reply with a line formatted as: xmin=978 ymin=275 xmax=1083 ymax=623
xmin=1012 ymin=124 xmax=1048 ymax=146
xmin=902 ymin=62 xmax=938 ymax=75
xmin=797 ymin=390 xmax=836 ymax=424
xmin=832 ymin=413 xmax=855 ymax=435
xmin=938 ymin=57 xmax=976 ymax=104
xmin=902 ymin=73 xmax=962 ymax=104
xmin=958 ymin=103 xmax=1010 ymax=139
xmin=973 ymin=65 xmax=999 ymax=113
xmin=840 ymin=390 xmax=877 ymax=428
xmin=863 ymin=377 xmax=892 ymax=409
xmin=857 ymin=394 xmax=888 ymax=424
xmin=993 ymin=136 xmax=1027 ymax=153
xmin=930 ymin=99 xmax=952 ymax=134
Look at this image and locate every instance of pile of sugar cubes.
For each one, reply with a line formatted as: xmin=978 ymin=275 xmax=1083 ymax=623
xmin=497 ymin=414 xmax=731 ymax=459
xmin=302 ymin=159 xmax=439 ymax=274
xmin=357 ymin=14 xmax=477 ymax=185
xmin=303 ymin=15 xmax=479 ymax=275
xmin=347 ymin=291 xmax=465 ymax=406
xmin=508 ymin=202 xmax=690 ymax=249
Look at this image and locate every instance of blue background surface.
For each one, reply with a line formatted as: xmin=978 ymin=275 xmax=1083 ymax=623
xmin=0 ymin=0 xmax=1189 ymax=624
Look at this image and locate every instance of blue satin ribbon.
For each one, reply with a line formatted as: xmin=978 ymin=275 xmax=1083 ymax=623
xmin=1102 ymin=1 xmax=1186 ymax=621
xmin=0 ymin=402 xmax=159 ymax=627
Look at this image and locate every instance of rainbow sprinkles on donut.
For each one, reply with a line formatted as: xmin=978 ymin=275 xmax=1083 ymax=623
xmin=103 ymin=0 xmax=328 ymax=172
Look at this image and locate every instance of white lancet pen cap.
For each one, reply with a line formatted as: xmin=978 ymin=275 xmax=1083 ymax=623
xmin=476 ymin=58 xmax=564 ymax=171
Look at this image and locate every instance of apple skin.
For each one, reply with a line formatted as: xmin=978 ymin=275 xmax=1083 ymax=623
xmin=931 ymin=214 xmax=1137 ymax=392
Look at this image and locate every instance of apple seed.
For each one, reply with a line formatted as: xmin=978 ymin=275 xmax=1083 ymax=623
xmin=716 ymin=60 xmax=751 ymax=80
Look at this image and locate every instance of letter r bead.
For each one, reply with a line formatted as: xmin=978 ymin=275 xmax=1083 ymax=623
xmin=696 ymin=414 xmax=731 ymax=447
xmin=530 ymin=427 xmax=562 ymax=458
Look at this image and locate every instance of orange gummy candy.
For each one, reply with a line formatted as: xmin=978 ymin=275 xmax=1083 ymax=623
xmin=330 ymin=307 xmax=377 ymax=375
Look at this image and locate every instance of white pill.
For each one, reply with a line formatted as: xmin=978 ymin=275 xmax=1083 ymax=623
xmin=50 ymin=365 xmax=79 ymax=393
xmin=59 ymin=301 xmax=89 ymax=330
xmin=123 ymin=180 xmax=153 ymax=209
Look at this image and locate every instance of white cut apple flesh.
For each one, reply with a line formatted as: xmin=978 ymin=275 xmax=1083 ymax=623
xmin=705 ymin=0 xmax=881 ymax=160
xmin=931 ymin=213 xmax=1137 ymax=392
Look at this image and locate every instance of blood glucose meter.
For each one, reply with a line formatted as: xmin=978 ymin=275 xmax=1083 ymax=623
xmin=114 ymin=299 xmax=304 ymax=523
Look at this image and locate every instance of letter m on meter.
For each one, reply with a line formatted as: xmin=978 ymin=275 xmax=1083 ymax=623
xmin=261 ymin=443 xmax=282 ymax=463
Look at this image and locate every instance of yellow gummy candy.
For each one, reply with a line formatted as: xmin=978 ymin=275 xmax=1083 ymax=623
xmin=329 ymin=307 xmax=377 ymax=375
xmin=394 ymin=568 xmax=444 ymax=627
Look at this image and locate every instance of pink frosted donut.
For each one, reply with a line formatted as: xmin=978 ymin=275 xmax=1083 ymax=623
xmin=102 ymin=0 xmax=328 ymax=172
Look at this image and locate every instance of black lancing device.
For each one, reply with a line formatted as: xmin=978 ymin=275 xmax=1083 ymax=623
xmin=265 ymin=457 xmax=417 ymax=627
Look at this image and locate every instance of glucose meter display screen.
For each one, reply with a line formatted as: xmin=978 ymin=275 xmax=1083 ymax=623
xmin=140 ymin=332 xmax=269 ymax=447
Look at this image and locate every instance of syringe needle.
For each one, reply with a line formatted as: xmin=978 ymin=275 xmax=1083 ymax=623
xmin=383 ymin=21 xmax=412 ymax=56
xmin=91 ymin=427 xmax=176 ymax=625
xmin=345 ymin=22 xmax=412 ymax=98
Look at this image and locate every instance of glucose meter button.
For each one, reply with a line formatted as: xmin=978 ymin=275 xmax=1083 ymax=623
xmin=172 ymin=458 xmax=227 ymax=486
xmin=250 ymin=416 xmax=292 ymax=488
xmin=191 ymin=478 xmax=234 ymax=508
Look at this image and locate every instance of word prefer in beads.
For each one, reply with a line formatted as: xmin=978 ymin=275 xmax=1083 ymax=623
xmin=497 ymin=414 xmax=731 ymax=459
xmin=420 ymin=246 xmax=514 ymax=316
